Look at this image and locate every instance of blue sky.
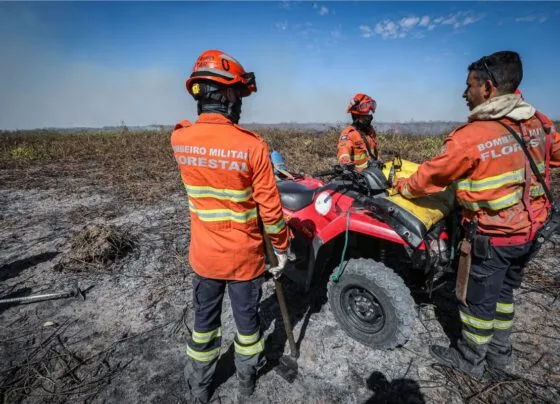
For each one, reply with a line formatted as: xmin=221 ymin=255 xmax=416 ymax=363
xmin=1 ymin=1 xmax=559 ymax=129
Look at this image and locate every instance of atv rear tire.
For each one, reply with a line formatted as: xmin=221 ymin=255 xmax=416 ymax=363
xmin=328 ymin=258 xmax=415 ymax=349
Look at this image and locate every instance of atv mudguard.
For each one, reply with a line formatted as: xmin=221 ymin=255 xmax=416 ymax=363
xmin=303 ymin=210 xmax=414 ymax=291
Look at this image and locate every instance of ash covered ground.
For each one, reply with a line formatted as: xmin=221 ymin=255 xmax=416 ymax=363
xmin=1 ymin=140 xmax=560 ymax=404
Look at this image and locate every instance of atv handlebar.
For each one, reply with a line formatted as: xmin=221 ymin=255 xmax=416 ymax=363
xmin=311 ymin=154 xmax=401 ymax=196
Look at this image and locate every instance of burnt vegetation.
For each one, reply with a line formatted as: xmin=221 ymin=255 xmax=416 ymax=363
xmin=1 ymin=126 xmax=559 ymax=403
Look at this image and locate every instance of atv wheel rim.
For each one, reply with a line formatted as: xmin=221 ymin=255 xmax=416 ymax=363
xmin=341 ymin=285 xmax=385 ymax=334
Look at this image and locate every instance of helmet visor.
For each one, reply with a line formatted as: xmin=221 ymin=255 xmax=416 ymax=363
xmin=358 ymin=99 xmax=375 ymax=114
xmin=242 ymin=72 xmax=257 ymax=93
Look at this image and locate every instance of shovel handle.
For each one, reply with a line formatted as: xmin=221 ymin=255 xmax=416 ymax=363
xmin=262 ymin=230 xmax=299 ymax=359
xmin=274 ymin=277 xmax=299 ymax=359
xmin=263 ymin=231 xmax=279 ymax=268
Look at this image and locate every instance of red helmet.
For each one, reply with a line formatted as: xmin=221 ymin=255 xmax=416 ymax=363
xmin=186 ymin=50 xmax=257 ymax=97
xmin=347 ymin=93 xmax=376 ymax=115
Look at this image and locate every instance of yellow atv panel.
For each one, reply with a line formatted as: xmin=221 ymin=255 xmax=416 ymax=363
xmin=381 ymin=159 xmax=455 ymax=241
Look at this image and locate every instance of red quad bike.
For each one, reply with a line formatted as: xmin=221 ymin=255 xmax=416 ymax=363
xmin=276 ymin=157 xmax=457 ymax=349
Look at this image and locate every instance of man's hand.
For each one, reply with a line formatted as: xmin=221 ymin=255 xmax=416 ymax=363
xmin=394 ymin=177 xmax=413 ymax=199
xmin=267 ymin=250 xmax=288 ymax=279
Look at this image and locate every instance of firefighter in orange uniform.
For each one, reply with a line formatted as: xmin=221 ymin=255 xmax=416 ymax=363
xmin=337 ymin=93 xmax=380 ymax=171
xmin=171 ymin=50 xmax=290 ymax=403
xmin=395 ymin=51 xmax=560 ymax=378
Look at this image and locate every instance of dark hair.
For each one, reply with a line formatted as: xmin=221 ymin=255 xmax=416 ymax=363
xmin=468 ymin=51 xmax=523 ymax=94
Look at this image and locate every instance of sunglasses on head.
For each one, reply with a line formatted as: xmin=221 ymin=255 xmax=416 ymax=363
xmin=481 ymin=57 xmax=499 ymax=87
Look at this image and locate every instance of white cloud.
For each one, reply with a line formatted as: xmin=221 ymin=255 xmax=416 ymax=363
xmin=419 ymin=16 xmax=430 ymax=27
xmin=462 ymin=16 xmax=477 ymax=26
xmin=365 ymin=11 xmax=484 ymax=40
xmin=312 ymin=3 xmax=329 ymax=16
xmin=400 ymin=16 xmax=420 ymax=29
xmin=374 ymin=20 xmax=400 ymax=39
xmin=515 ymin=14 xmax=549 ymax=24
xmin=439 ymin=16 xmax=457 ymax=26
xmin=359 ymin=24 xmax=374 ymax=38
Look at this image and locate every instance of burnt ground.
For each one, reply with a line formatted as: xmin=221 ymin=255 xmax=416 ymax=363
xmin=1 ymin=146 xmax=560 ymax=403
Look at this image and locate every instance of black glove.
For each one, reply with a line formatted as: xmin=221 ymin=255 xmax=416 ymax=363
xmin=341 ymin=164 xmax=355 ymax=174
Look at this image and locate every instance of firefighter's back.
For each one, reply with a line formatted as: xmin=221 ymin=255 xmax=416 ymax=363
xmin=171 ymin=113 xmax=268 ymax=280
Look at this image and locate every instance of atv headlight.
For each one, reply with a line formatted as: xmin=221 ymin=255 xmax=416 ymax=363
xmin=315 ymin=191 xmax=332 ymax=216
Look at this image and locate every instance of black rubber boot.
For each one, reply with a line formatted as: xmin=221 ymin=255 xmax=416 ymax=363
xmin=486 ymin=328 xmax=512 ymax=371
xmin=430 ymin=345 xmax=485 ymax=380
xmin=185 ymin=380 xmax=211 ymax=404
xmin=184 ymin=363 xmax=213 ymax=404
xmin=185 ymin=387 xmax=210 ymax=404
xmin=237 ymin=372 xmax=256 ymax=398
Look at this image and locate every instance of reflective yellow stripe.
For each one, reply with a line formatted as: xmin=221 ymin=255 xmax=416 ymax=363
xmin=456 ymin=162 xmax=545 ymax=194
xmin=237 ymin=330 xmax=260 ymax=345
xmin=456 ymin=168 xmax=524 ymax=192
xmin=338 ymin=154 xmax=351 ymax=161
xmin=354 ymin=152 xmax=368 ymax=161
xmin=494 ymin=319 xmax=513 ymax=330
xmin=186 ymin=346 xmax=220 ymax=362
xmin=496 ymin=302 xmax=514 ymax=314
xmin=459 ymin=189 xmax=522 ymax=211
xmin=459 ymin=311 xmax=494 ymax=330
xmin=189 ymin=202 xmax=257 ymax=223
xmin=192 ymin=327 xmax=222 ymax=344
xmin=234 ymin=338 xmax=265 ymax=356
xmin=530 ymin=184 xmax=545 ymax=197
xmin=264 ymin=218 xmax=286 ymax=234
xmin=356 ymin=161 xmax=369 ymax=169
xmin=462 ymin=330 xmax=493 ymax=345
xmin=530 ymin=162 xmax=546 ymax=197
xmin=185 ymin=184 xmax=252 ymax=202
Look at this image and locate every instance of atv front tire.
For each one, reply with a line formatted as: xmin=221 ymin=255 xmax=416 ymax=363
xmin=328 ymin=258 xmax=415 ymax=349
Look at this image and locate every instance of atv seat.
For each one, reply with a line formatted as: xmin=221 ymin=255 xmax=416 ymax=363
xmin=277 ymin=180 xmax=317 ymax=211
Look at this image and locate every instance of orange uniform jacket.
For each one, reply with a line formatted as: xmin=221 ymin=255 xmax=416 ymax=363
xmin=396 ymin=113 xmax=560 ymax=240
xmin=337 ymin=125 xmax=378 ymax=171
xmin=171 ymin=113 xmax=290 ymax=281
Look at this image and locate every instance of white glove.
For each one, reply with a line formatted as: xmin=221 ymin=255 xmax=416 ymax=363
xmin=267 ymin=251 xmax=288 ymax=279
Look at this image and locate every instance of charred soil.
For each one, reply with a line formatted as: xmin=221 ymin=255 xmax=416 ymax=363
xmin=1 ymin=129 xmax=559 ymax=403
